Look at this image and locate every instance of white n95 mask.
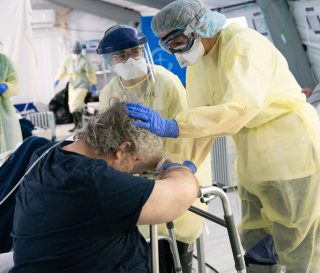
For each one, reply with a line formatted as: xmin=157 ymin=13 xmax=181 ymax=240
xmin=113 ymin=57 xmax=148 ymax=80
xmin=174 ymin=38 xmax=205 ymax=68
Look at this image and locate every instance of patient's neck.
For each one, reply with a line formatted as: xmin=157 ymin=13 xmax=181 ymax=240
xmin=62 ymin=139 xmax=106 ymax=161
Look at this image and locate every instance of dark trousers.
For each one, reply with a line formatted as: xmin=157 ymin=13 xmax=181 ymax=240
xmin=69 ymin=112 xmax=82 ymax=132
xmin=158 ymin=240 xmax=194 ymax=273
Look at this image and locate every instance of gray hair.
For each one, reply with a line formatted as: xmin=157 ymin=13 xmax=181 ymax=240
xmin=76 ymin=99 xmax=162 ymax=156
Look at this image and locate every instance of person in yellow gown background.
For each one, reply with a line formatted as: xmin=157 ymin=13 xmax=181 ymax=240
xmin=54 ymin=41 xmax=97 ymax=132
xmin=0 ymin=45 xmax=22 ymax=153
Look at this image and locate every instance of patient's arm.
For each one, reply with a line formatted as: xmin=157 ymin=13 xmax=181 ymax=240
xmin=137 ymin=166 xmax=198 ymax=225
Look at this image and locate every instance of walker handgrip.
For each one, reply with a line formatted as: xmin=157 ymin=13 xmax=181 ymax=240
xmin=200 ymin=195 xmax=217 ymax=204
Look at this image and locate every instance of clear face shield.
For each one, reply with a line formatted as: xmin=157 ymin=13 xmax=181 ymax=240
xmin=100 ymin=42 xmax=155 ymax=85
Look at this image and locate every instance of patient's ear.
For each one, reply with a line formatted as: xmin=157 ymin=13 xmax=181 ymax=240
xmin=119 ymin=141 xmax=131 ymax=150
xmin=115 ymin=141 xmax=132 ymax=159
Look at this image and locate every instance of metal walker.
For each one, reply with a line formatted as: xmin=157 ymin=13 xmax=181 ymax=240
xmin=149 ymin=185 xmax=246 ymax=273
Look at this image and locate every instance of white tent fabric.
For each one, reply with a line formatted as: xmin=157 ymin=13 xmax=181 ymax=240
xmin=0 ymin=0 xmax=39 ymax=105
xmin=289 ymin=0 xmax=320 ymax=84
xmin=221 ymin=2 xmax=273 ymax=42
xmin=32 ymin=28 xmax=68 ymax=107
xmin=31 ymin=9 xmax=117 ymax=107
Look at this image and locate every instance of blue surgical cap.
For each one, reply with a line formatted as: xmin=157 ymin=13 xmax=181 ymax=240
xmin=151 ymin=0 xmax=226 ymax=38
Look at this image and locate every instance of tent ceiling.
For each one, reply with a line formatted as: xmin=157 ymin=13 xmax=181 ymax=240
xmin=46 ymin=0 xmax=140 ymax=23
xmin=45 ymin=0 xmax=255 ymax=21
xmin=101 ymin=0 xmax=253 ymax=14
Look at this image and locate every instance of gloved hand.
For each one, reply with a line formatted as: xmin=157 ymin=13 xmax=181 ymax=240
xmin=161 ymin=160 xmax=197 ymax=174
xmin=91 ymin=84 xmax=97 ymax=95
xmin=91 ymin=84 xmax=97 ymax=92
xmin=0 ymin=83 xmax=8 ymax=94
xmin=54 ymin=80 xmax=59 ymax=89
xmin=126 ymin=102 xmax=179 ymax=138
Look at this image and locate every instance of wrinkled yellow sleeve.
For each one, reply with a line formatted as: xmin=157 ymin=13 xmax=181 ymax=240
xmin=161 ymin=73 xmax=189 ymax=162
xmin=176 ymin=40 xmax=271 ymax=138
xmin=1 ymin=55 xmax=19 ymax=98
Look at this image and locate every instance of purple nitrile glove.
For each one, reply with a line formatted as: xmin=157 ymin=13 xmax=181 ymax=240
xmin=126 ymin=102 xmax=179 ymax=138
xmin=54 ymin=80 xmax=59 ymax=89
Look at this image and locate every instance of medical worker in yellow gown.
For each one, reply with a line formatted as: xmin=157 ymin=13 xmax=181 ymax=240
xmin=54 ymin=41 xmax=96 ymax=132
xmin=127 ymin=1 xmax=320 ymax=272
xmin=97 ymin=25 xmax=212 ymax=273
xmin=0 ymin=51 xmax=22 ymax=153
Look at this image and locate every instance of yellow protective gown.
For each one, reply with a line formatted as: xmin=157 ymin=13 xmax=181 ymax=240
xmin=56 ymin=55 xmax=96 ymax=113
xmin=99 ymin=64 xmax=212 ymax=243
xmin=175 ymin=23 xmax=320 ymax=272
xmin=0 ymin=53 xmax=22 ymax=153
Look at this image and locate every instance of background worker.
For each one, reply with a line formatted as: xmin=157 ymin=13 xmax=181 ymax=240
xmin=0 ymin=43 xmax=22 ymax=154
xmin=127 ymin=0 xmax=320 ymax=272
xmin=97 ymin=25 xmax=212 ymax=273
xmin=54 ymin=41 xmax=97 ymax=132
xmin=10 ymin=100 xmax=198 ymax=273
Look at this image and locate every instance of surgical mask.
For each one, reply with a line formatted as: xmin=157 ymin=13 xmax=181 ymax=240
xmin=174 ymin=38 xmax=205 ymax=68
xmin=71 ymin=53 xmax=81 ymax=60
xmin=113 ymin=57 xmax=148 ymax=80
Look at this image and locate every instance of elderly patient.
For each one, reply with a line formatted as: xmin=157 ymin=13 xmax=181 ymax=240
xmin=10 ymin=101 xmax=199 ymax=273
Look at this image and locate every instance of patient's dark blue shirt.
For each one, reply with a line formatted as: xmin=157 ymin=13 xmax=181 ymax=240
xmin=10 ymin=141 xmax=155 ymax=273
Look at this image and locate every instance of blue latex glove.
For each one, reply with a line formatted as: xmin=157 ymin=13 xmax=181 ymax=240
xmin=54 ymin=80 xmax=59 ymax=89
xmin=162 ymin=160 xmax=197 ymax=174
xmin=91 ymin=84 xmax=97 ymax=93
xmin=0 ymin=83 xmax=8 ymax=94
xmin=126 ymin=102 xmax=179 ymax=138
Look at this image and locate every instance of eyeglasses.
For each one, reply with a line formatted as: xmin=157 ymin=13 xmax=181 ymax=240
xmin=158 ymin=8 xmax=205 ymax=54
xmin=112 ymin=46 xmax=144 ymax=63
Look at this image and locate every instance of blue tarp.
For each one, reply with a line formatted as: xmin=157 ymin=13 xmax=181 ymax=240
xmin=141 ymin=16 xmax=187 ymax=86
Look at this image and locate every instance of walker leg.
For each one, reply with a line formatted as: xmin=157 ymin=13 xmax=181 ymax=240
xmin=214 ymin=188 xmax=246 ymax=273
xmin=196 ymin=234 xmax=206 ymax=273
xmin=150 ymin=225 xmax=160 ymax=273
xmin=166 ymin=222 xmax=183 ymax=273
xmin=198 ymin=186 xmax=246 ymax=273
